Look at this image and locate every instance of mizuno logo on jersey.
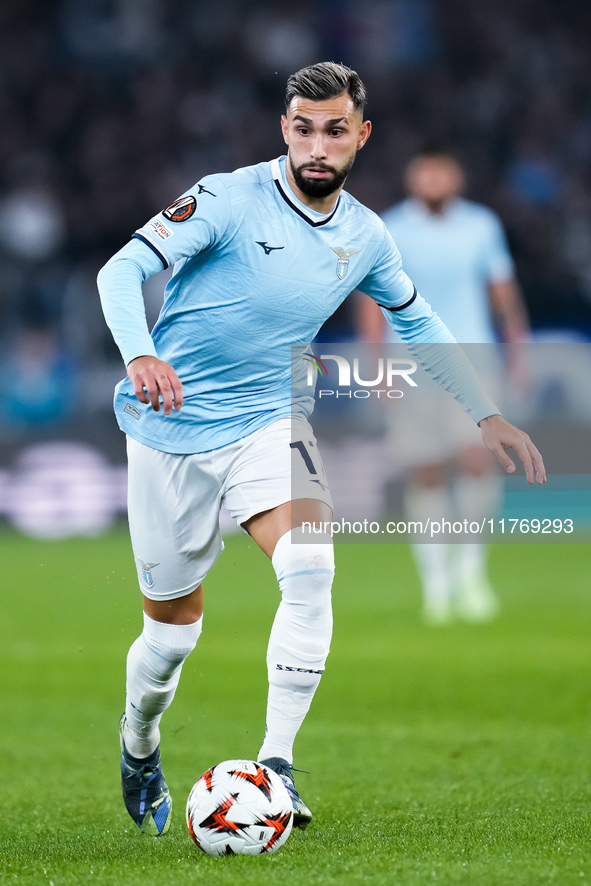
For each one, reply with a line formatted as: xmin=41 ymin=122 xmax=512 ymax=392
xmin=197 ymin=184 xmax=216 ymax=197
xmin=256 ymin=241 xmax=285 ymax=255
xmin=331 ymin=246 xmax=360 ymax=279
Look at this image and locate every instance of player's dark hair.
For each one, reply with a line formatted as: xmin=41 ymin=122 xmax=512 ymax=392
xmin=285 ymin=62 xmax=367 ymax=113
xmin=413 ymin=142 xmax=458 ymax=163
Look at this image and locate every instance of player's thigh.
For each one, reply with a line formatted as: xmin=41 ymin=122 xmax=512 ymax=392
xmin=126 ymin=437 xmax=223 ymax=600
xmin=458 ymin=442 xmax=496 ymax=476
xmin=388 ymin=387 xmax=478 ymax=469
xmin=220 ymin=417 xmax=333 ymax=530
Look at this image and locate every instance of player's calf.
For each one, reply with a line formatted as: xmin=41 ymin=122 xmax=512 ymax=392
xmin=259 ymin=529 xmax=334 ymax=778
xmin=121 ymin=612 xmax=202 ymax=833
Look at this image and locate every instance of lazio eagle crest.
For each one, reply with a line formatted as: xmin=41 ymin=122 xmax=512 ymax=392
xmin=139 ymin=559 xmax=159 ymax=589
xmin=331 ymin=246 xmax=360 ymax=279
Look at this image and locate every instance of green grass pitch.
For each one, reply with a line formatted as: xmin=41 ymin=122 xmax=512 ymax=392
xmin=0 ymin=527 xmax=589 ymax=885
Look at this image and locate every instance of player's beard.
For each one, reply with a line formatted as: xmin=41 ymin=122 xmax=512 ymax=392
xmin=289 ymin=155 xmax=355 ymax=199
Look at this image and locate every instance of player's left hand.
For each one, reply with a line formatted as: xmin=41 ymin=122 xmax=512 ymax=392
xmin=478 ymin=414 xmax=546 ymax=485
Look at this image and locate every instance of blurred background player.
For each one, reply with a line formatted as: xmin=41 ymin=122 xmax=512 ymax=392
xmin=360 ymin=148 xmax=530 ymax=624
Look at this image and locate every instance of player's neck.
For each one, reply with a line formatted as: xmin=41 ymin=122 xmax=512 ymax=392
xmin=421 ymin=196 xmax=454 ymax=216
xmin=284 ymin=164 xmax=342 ymax=215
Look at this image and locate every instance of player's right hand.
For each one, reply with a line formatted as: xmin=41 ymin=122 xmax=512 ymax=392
xmin=127 ymin=355 xmax=183 ymax=415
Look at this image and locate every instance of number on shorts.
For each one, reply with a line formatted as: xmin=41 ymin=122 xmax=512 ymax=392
xmin=290 ymin=440 xmax=317 ymax=474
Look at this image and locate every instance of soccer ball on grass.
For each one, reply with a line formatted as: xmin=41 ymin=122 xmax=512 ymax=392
xmin=186 ymin=759 xmax=293 ymax=856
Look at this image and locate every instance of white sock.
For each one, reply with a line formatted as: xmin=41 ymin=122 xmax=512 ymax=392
xmin=451 ymin=472 xmax=502 ymax=587
xmin=405 ymin=484 xmax=454 ymax=615
xmin=454 ymin=542 xmax=488 ymax=586
xmin=412 ymin=542 xmax=452 ymax=617
xmin=124 ymin=611 xmax=202 ymax=759
xmin=451 ymin=542 xmax=499 ymax=620
xmin=258 ymin=528 xmax=334 ymax=765
xmin=452 ymin=473 xmax=503 ymax=525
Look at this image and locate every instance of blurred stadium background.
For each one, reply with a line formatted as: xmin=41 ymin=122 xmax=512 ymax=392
xmin=1 ymin=0 xmax=591 ymax=538
xmin=2 ymin=10 xmax=590 ymax=881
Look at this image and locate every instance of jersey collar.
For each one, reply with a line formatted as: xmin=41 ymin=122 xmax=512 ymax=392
xmin=407 ymin=196 xmax=463 ymax=221
xmin=272 ymin=156 xmax=341 ymax=228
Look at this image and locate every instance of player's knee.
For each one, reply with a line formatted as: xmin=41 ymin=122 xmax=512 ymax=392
xmin=272 ymin=529 xmax=334 ymax=608
xmin=142 ymin=612 xmax=203 ymax=665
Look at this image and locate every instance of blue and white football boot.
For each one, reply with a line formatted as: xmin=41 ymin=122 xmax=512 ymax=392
xmin=259 ymin=757 xmax=313 ymax=829
xmin=119 ymin=715 xmax=172 ymax=836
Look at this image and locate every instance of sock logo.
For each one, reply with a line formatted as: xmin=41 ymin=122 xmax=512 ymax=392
xmin=276 ymin=664 xmax=324 ymax=675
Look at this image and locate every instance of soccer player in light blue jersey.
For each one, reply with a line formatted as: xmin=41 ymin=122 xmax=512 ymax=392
xmin=380 ymin=149 xmax=528 ymax=347
xmin=98 ymin=64 xmax=544 ymax=836
xmin=362 ymin=149 xmax=530 ymax=624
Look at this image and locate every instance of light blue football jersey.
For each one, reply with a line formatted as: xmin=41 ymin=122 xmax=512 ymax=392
xmin=99 ymin=157 xmax=496 ymax=455
xmin=381 ymin=197 xmax=515 ymax=343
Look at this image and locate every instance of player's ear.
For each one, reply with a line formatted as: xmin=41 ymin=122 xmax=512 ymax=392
xmin=281 ymin=114 xmax=289 ymax=145
xmin=357 ymin=119 xmax=372 ymax=150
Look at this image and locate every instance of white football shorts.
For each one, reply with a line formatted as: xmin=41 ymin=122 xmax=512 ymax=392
xmin=126 ymin=416 xmax=332 ymax=601
xmin=385 ymin=357 xmax=501 ymax=467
